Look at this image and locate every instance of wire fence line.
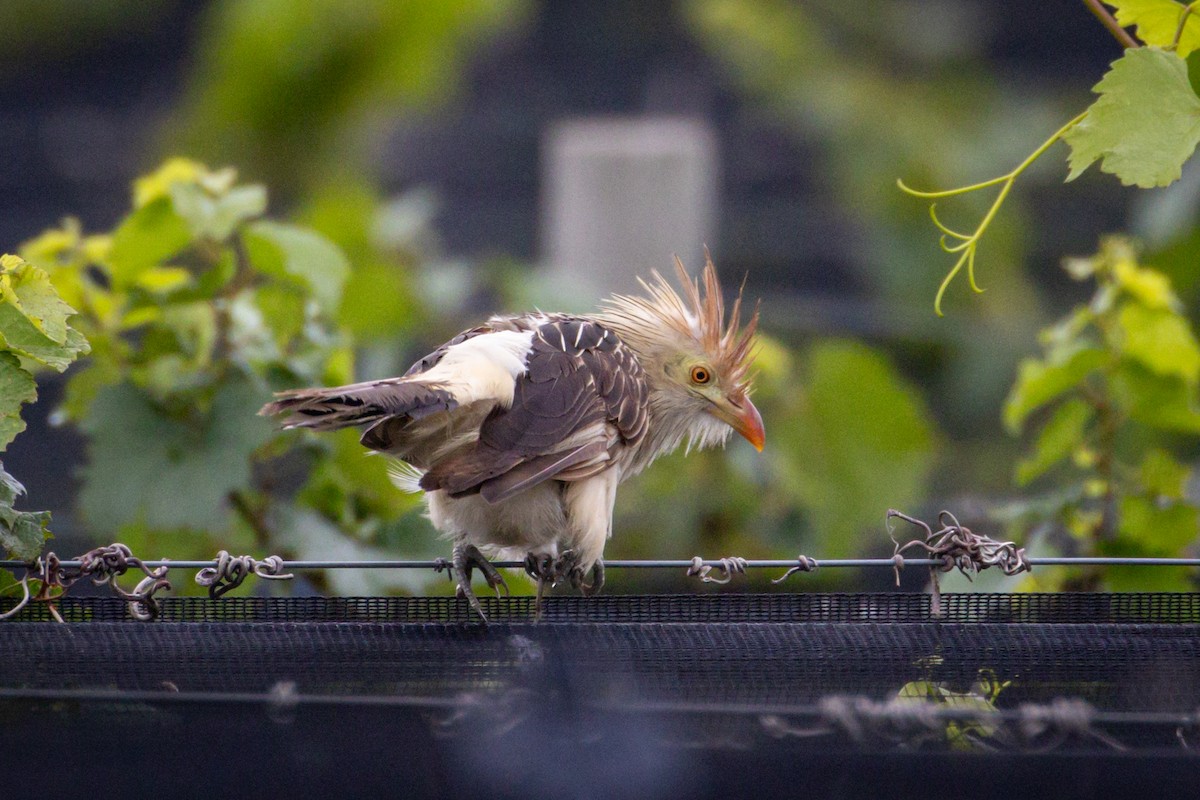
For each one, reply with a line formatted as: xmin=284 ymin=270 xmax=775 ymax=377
xmin=11 ymin=556 xmax=1200 ymax=570
xmin=1 ymin=508 xmax=1197 ymax=621
xmin=0 ymin=683 xmax=1195 ymax=754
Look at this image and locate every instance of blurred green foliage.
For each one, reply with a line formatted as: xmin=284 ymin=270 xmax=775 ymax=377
xmin=0 ymin=254 xmax=88 ymax=561
xmin=167 ymin=0 xmax=531 ymax=193
xmin=4 ymin=157 xmax=943 ymax=597
xmin=616 ymin=336 xmax=939 ymax=570
xmin=1005 ymin=238 xmax=1200 ymax=591
xmin=15 ymin=159 xmax=438 ymax=594
xmin=6 ymin=0 xmax=1200 ymax=602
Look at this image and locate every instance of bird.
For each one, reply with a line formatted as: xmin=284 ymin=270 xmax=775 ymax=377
xmin=260 ymin=253 xmax=764 ymax=619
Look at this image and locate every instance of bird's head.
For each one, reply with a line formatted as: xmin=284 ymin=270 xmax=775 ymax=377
xmin=599 ymin=252 xmax=764 ymax=452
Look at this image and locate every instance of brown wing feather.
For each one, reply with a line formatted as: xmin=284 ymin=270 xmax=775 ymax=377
xmin=259 ymin=321 xmax=505 ymax=433
xmin=420 ymin=317 xmax=648 ymax=501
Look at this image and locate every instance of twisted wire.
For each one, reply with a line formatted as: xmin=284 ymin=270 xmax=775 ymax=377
xmin=195 ymin=551 xmax=293 ymax=598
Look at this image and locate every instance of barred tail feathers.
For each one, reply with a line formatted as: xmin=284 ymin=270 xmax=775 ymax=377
xmin=258 ymin=378 xmax=459 ymax=432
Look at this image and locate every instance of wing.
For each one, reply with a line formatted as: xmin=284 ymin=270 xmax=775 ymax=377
xmin=259 ymin=319 xmax=528 ymax=436
xmin=419 ymin=317 xmax=649 ymax=503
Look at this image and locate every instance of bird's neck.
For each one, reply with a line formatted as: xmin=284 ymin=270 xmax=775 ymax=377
xmin=621 ymin=385 xmax=725 ymax=480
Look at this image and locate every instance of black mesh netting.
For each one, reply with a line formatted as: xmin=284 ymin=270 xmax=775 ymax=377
xmin=3 ymin=593 xmax=1198 ymax=798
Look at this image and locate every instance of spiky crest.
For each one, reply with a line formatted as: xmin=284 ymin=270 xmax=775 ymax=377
xmin=598 ymin=250 xmax=759 ymax=394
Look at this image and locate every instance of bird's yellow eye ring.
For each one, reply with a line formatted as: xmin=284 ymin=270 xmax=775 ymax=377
xmin=690 ymin=365 xmax=711 ymax=385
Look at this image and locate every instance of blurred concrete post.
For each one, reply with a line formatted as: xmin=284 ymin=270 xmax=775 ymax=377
xmin=541 ymin=117 xmax=718 ymax=302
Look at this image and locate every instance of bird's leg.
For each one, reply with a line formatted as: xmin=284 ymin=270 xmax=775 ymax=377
xmin=570 ymin=559 xmax=605 ymax=597
xmin=551 ymin=551 xmax=604 ymax=597
xmin=524 ymin=552 xmax=557 ymax=620
xmin=452 ymin=543 xmax=508 ymax=622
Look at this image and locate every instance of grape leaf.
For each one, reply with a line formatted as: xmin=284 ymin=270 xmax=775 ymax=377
xmin=0 ymin=504 xmax=51 ymax=562
xmin=78 ymin=379 xmax=274 ymax=532
xmin=1113 ymin=258 xmax=1178 ymax=310
xmin=1111 ymin=362 xmax=1200 ymax=431
xmin=777 ymin=340 xmax=937 ymax=558
xmin=132 ymin=158 xmax=209 ymax=208
xmin=1107 ymin=1 xmax=1200 ymax=56
xmin=244 ymin=221 xmax=349 ymax=314
xmin=0 ymin=305 xmax=89 ymax=372
xmin=1119 ymin=494 xmax=1198 ymax=551
xmin=0 ymin=462 xmax=24 ymax=505
xmin=107 ymin=198 xmax=193 ymax=287
xmin=1065 ymin=47 xmax=1200 ymax=189
xmin=0 ymin=255 xmax=76 ymax=345
xmin=0 ymin=460 xmax=49 ymax=561
xmin=1116 ymin=302 xmax=1200 ymax=383
xmin=1189 ymin=49 xmax=1200 ymax=94
xmin=1015 ymin=398 xmax=1094 ymax=486
xmin=0 ymin=353 xmax=36 ymax=451
xmin=1003 ymin=346 xmax=1107 ymax=433
xmin=1140 ymin=448 xmax=1189 ymax=498
xmin=170 ymin=182 xmax=267 ymax=241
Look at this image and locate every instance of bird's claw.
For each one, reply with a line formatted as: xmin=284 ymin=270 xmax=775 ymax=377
xmin=524 ymin=552 xmax=560 ymax=584
xmin=569 ymin=559 xmax=605 ymax=597
xmin=523 ymin=550 xmax=603 ymax=618
xmin=450 ymin=544 xmax=506 ymax=622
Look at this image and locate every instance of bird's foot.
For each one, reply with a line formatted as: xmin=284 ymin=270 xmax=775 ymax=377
xmin=522 ymin=551 xmax=603 ymax=617
xmin=524 ymin=552 xmax=557 ymax=621
xmin=523 ymin=552 xmax=561 ymax=584
xmin=451 ymin=543 xmax=508 ymax=622
xmin=569 ymin=559 xmax=604 ymax=597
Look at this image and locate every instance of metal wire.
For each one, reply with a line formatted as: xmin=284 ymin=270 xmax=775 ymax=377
xmin=4 ymin=556 xmax=1200 ymax=570
xmin=0 ymin=684 xmax=1194 ymax=730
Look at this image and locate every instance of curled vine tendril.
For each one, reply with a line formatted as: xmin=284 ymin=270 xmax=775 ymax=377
xmin=898 ymin=111 xmax=1088 ymax=316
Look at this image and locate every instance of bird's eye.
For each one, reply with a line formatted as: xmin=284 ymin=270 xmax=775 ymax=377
xmin=690 ymin=365 xmax=712 ymax=385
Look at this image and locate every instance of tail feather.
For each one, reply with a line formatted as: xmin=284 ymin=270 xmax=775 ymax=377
xmin=260 ymin=378 xmax=459 ymax=432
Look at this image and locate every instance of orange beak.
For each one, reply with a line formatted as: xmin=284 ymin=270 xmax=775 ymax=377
xmin=722 ymin=397 xmax=765 ymax=452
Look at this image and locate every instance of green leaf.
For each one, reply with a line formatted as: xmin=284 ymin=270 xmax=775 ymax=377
xmin=107 ymin=198 xmax=193 ymax=287
xmin=133 ymin=158 xmax=211 ymax=208
xmin=1111 ymin=362 xmax=1200 ymax=431
xmin=134 ymin=266 xmax=194 ymax=294
xmin=254 ymin=284 xmax=307 ymax=346
xmin=1108 ymin=1 xmax=1200 ymax=56
xmin=1116 ymin=302 xmax=1200 ymax=383
xmin=1015 ymin=398 xmax=1094 ymax=486
xmin=0 ymin=460 xmax=49 ymax=561
xmin=0 ymin=462 xmax=25 ymax=505
xmin=1113 ymin=259 xmax=1179 ymax=310
xmin=1003 ymin=346 xmax=1107 ymax=433
xmin=0 ymin=256 xmax=76 ymax=345
xmin=170 ymin=181 xmax=267 ymax=241
xmin=1119 ymin=494 xmax=1198 ymax=551
xmin=779 ymin=340 xmax=937 ymax=558
xmin=1064 ymin=47 xmax=1200 ymax=188
xmin=339 ymin=260 xmax=420 ymax=339
xmin=0 ymin=504 xmax=50 ymax=562
xmin=0 ymin=303 xmax=89 ymax=371
xmin=78 ymin=379 xmax=275 ymax=532
xmin=1188 ymin=49 xmax=1200 ymax=95
xmin=1140 ymin=448 xmax=1190 ymax=498
xmin=0 ymin=353 xmax=36 ymax=451
xmin=244 ymin=221 xmax=349 ymax=315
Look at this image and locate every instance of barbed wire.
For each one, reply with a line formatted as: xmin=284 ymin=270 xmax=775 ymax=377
xmin=887 ymin=508 xmax=1032 ymax=616
xmin=2 ymin=507 xmax=1198 ymax=620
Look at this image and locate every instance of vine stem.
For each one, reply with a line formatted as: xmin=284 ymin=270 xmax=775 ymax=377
xmin=228 ymin=489 xmax=272 ymax=547
xmin=1082 ymin=0 xmax=1138 ymax=49
xmin=898 ymin=110 xmax=1089 ymax=316
xmin=1171 ymin=1 xmax=1200 ymax=50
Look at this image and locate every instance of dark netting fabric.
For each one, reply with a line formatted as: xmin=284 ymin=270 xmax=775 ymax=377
xmin=3 ymin=593 xmax=1199 ymax=799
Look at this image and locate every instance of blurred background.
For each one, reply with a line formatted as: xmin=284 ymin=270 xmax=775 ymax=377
xmin=2 ymin=0 xmax=1192 ymax=596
